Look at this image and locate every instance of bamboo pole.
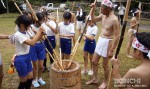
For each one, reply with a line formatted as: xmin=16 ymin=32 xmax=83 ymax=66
xmin=107 ymin=0 xmax=132 ymax=89
xmin=136 ymin=2 xmax=142 ymax=33
xmin=13 ymin=1 xmax=23 ymax=14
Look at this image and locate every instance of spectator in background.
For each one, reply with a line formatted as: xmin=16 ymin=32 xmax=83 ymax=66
xmin=118 ymin=3 xmax=125 ymax=25
xmin=75 ymin=4 xmax=86 ymax=35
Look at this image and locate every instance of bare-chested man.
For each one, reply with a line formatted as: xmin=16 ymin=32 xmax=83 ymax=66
xmin=111 ymin=32 xmax=150 ymax=89
xmin=126 ymin=8 xmax=140 ymax=58
xmin=86 ymin=0 xmax=120 ymax=89
xmin=0 ymin=34 xmax=10 ymax=88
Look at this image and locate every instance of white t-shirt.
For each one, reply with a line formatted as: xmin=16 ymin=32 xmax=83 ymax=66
xmin=14 ymin=31 xmax=30 ymax=55
xmin=58 ymin=22 xmax=75 ymax=39
xmin=42 ymin=20 xmax=56 ymax=36
xmin=86 ymin=25 xmax=98 ymax=39
xmin=27 ymin=26 xmax=35 ymax=38
xmin=118 ymin=6 xmax=125 ymax=15
xmin=30 ymin=24 xmax=42 ymax=43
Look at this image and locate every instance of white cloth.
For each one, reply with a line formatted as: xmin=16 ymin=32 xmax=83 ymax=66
xmin=58 ymin=22 xmax=75 ymax=39
xmin=14 ymin=31 xmax=30 ymax=55
xmin=132 ymin=37 xmax=150 ymax=59
xmin=76 ymin=21 xmax=85 ymax=30
xmin=95 ymin=37 xmax=112 ymax=57
xmin=101 ymin=0 xmax=113 ymax=8
xmin=42 ymin=20 xmax=56 ymax=36
xmin=86 ymin=25 xmax=98 ymax=38
xmin=76 ymin=9 xmax=83 ymax=17
xmin=118 ymin=6 xmax=125 ymax=15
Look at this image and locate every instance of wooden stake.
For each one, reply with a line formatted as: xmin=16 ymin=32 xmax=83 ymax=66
xmin=107 ymin=0 xmax=132 ymax=89
xmin=56 ymin=8 xmax=59 ymax=22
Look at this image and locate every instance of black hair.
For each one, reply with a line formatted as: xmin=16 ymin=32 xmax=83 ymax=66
xmin=136 ymin=32 xmax=150 ymax=59
xmin=22 ymin=11 xmax=34 ymax=24
xmin=36 ymin=12 xmax=44 ymax=22
xmin=63 ymin=12 xmax=72 ymax=20
xmin=15 ymin=15 xmax=32 ymax=29
xmin=130 ymin=8 xmax=139 ymax=16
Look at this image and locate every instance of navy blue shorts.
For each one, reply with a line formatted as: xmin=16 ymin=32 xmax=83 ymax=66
xmin=14 ymin=53 xmax=32 ymax=77
xmin=29 ymin=43 xmax=46 ymax=61
xmin=44 ymin=36 xmax=56 ymax=53
xmin=34 ymin=43 xmax=46 ymax=60
xmin=84 ymin=39 xmax=96 ymax=54
xmin=60 ymin=38 xmax=72 ymax=55
xmin=29 ymin=46 xmax=37 ymax=61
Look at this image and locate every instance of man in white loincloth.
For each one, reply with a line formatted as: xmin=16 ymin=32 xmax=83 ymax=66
xmin=86 ymin=0 xmax=120 ymax=89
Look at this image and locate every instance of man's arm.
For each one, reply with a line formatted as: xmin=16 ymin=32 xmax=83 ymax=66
xmin=90 ymin=3 xmax=102 ymax=22
xmin=110 ymin=18 xmax=120 ymax=52
xmin=130 ymin=17 xmax=138 ymax=29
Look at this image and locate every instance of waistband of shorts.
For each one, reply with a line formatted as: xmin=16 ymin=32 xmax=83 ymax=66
xmin=99 ymin=36 xmax=113 ymax=40
xmin=16 ymin=53 xmax=30 ymax=57
xmin=60 ymin=38 xmax=71 ymax=40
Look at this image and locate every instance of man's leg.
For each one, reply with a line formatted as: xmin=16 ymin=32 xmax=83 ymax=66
xmin=86 ymin=52 xmax=101 ymax=84
xmin=98 ymin=57 xmax=109 ymax=89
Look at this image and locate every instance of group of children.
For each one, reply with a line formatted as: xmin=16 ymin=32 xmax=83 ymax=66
xmin=0 ymin=8 xmax=99 ymax=88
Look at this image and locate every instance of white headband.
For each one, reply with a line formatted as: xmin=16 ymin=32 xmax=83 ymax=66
xmin=101 ymin=0 xmax=113 ymax=8
xmin=132 ymin=37 xmax=150 ymax=59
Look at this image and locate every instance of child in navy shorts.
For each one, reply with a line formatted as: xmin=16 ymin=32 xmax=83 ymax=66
xmin=58 ymin=12 xmax=75 ymax=59
xmin=13 ymin=15 xmax=44 ymax=89
xmin=42 ymin=11 xmax=57 ymax=70
xmin=82 ymin=16 xmax=98 ymax=75
xmin=28 ymin=12 xmax=46 ymax=88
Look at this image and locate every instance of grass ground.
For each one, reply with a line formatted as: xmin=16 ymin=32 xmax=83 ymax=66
xmin=0 ymin=13 xmax=149 ymax=89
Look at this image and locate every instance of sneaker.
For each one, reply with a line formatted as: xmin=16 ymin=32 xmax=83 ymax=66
xmin=38 ymin=78 xmax=46 ymax=85
xmin=88 ymin=70 xmax=93 ymax=75
xmin=81 ymin=70 xmax=88 ymax=74
xmin=32 ymin=79 xmax=40 ymax=88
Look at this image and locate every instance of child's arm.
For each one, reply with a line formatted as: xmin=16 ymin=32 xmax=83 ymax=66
xmin=83 ymin=34 xmax=95 ymax=41
xmin=46 ymin=21 xmax=58 ymax=34
xmin=0 ymin=34 xmax=10 ymax=39
xmin=24 ymin=27 xmax=44 ymax=46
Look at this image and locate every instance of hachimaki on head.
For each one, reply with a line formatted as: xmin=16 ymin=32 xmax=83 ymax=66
xmin=63 ymin=12 xmax=72 ymax=20
xmin=15 ymin=15 xmax=32 ymax=29
xmin=130 ymin=8 xmax=139 ymax=17
xmin=135 ymin=32 xmax=150 ymax=59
